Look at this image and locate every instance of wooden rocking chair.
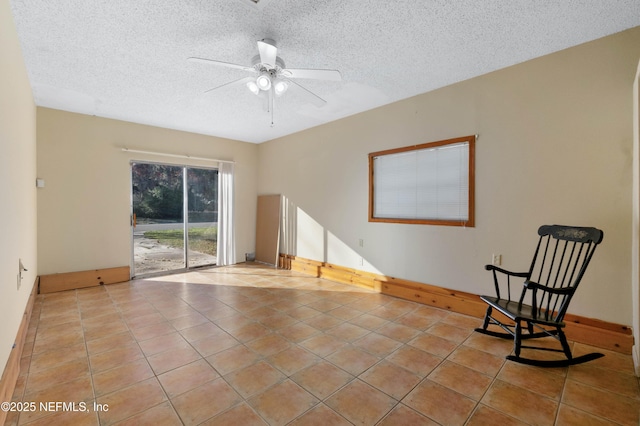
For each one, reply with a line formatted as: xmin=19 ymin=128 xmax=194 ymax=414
xmin=475 ymin=225 xmax=604 ymax=367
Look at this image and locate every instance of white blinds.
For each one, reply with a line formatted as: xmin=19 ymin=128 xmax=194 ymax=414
xmin=373 ymin=142 xmax=469 ymax=221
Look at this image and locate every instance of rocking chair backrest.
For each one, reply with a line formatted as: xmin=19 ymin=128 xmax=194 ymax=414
xmin=521 ymin=225 xmax=603 ymax=322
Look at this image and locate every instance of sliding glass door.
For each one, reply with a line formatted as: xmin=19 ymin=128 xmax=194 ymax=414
xmin=131 ymin=162 xmax=218 ymax=277
xmin=187 ymin=168 xmax=218 ymax=268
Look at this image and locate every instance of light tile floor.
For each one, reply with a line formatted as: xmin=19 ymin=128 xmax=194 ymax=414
xmin=6 ymin=264 xmax=640 ymax=425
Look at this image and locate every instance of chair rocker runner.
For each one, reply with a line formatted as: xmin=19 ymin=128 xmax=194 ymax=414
xmin=475 ymin=225 xmax=604 ymax=367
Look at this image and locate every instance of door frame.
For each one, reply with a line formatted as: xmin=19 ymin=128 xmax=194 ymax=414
xmin=632 ymin=59 xmax=640 ymax=375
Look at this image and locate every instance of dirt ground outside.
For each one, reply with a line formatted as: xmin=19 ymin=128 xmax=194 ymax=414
xmin=133 ymin=234 xmax=216 ymax=276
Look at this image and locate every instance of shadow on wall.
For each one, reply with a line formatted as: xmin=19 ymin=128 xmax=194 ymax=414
xmin=280 ymin=195 xmax=382 ymax=275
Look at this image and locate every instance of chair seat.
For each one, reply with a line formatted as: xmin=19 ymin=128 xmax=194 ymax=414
xmin=479 ymin=295 xmax=563 ymax=328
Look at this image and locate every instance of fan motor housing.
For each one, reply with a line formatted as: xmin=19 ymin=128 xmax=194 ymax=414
xmin=251 ymin=54 xmax=286 ymax=71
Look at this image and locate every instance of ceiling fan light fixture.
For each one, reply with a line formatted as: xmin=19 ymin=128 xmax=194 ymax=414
xmin=256 ymin=73 xmax=271 ymax=91
xmin=190 ymin=38 xmax=341 ymax=124
xmin=246 ymin=81 xmax=259 ymax=95
xmin=274 ymin=80 xmax=288 ymax=96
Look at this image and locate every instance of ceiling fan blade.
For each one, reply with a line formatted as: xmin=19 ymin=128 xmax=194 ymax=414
xmin=257 ymin=39 xmax=278 ymax=68
xmin=203 ymin=76 xmax=255 ymax=94
xmin=281 ymin=68 xmax=342 ymax=81
xmin=284 ymin=78 xmax=326 ymax=107
xmin=188 ymin=57 xmax=255 ymax=73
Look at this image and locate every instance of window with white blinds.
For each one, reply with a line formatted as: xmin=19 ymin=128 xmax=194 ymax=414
xmin=368 ymin=135 xmax=475 ymax=226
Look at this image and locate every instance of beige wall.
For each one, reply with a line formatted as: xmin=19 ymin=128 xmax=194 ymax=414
xmin=37 ymin=109 xmax=258 ymax=275
xmin=0 ymin=0 xmax=37 ymax=371
xmin=259 ymin=27 xmax=640 ymax=326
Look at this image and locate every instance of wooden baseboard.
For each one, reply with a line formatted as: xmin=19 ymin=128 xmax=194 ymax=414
xmin=319 ymin=263 xmax=382 ymax=292
xmin=286 ymin=254 xmax=380 ymax=291
xmin=286 ymin=255 xmax=633 ymax=354
xmin=377 ymin=274 xmax=488 ymax=317
xmin=0 ymin=278 xmax=37 ymax=425
xmin=39 ymin=266 xmax=130 ymax=294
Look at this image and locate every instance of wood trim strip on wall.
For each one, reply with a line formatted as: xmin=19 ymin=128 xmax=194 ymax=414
xmin=284 ymin=254 xmax=633 ymax=354
xmin=39 ymin=266 xmax=130 ymax=294
xmin=0 ymin=278 xmax=38 ymax=426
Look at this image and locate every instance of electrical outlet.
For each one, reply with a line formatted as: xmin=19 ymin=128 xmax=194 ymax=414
xmin=492 ymin=254 xmax=502 ymax=266
xmin=358 ymin=239 xmax=364 ymax=248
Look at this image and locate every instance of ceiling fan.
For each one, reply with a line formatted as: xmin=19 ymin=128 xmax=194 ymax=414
xmin=188 ymin=39 xmax=342 ymax=125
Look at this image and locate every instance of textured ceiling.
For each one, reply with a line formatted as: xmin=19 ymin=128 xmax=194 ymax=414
xmin=9 ymin=0 xmax=640 ymax=143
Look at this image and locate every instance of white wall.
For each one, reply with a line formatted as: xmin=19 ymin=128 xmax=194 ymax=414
xmin=37 ymin=109 xmax=258 ymax=275
xmin=0 ymin=0 xmax=37 ymax=371
xmin=259 ymin=27 xmax=640 ymax=326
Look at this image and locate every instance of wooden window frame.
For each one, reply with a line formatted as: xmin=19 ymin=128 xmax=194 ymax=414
xmin=368 ymin=135 xmax=475 ymax=227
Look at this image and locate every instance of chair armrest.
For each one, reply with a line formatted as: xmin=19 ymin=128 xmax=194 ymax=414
xmin=485 ymin=264 xmax=529 ymax=277
xmin=524 ymin=280 xmax=573 ymax=295
xmin=484 ymin=265 xmax=529 ymax=301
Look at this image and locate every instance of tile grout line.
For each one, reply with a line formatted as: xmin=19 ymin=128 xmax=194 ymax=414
xmin=77 ymin=289 xmax=100 ymax=426
xmin=103 ymin=283 xmax=182 ymax=426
